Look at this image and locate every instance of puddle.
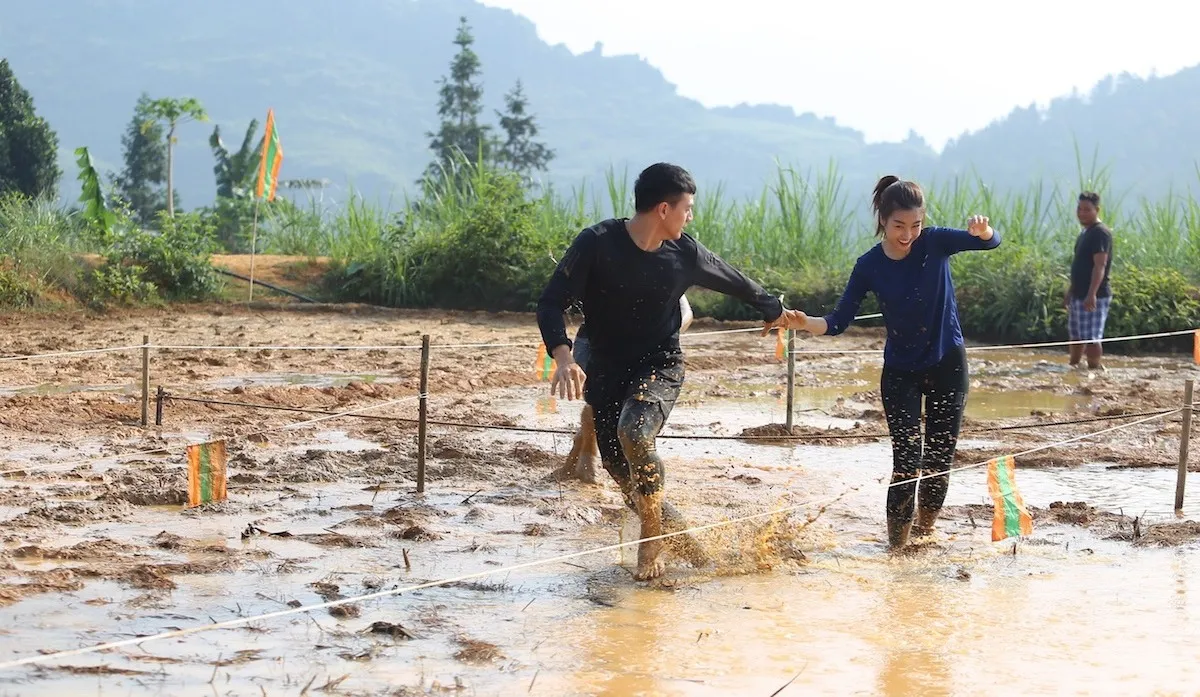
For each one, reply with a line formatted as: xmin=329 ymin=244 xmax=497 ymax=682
xmin=207 ymin=373 xmax=395 ymax=390
xmin=2 ymin=353 xmax=1199 ymax=694
xmin=285 ymin=430 xmax=382 ymax=453
xmin=0 ymin=383 xmax=139 ymax=398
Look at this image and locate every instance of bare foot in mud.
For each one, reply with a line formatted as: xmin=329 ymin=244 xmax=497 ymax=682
xmin=551 ymin=448 xmax=600 ymax=484
xmin=635 ymin=539 xmax=666 ymax=580
xmin=634 ymin=493 xmax=666 ymax=581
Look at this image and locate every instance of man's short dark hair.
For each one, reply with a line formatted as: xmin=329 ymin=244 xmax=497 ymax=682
xmin=633 ymin=163 xmax=697 ymax=213
xmin=1079 ymin=191 xmax=1101 ymax=207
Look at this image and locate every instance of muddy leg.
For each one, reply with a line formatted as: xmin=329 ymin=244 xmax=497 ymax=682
xmin=632 ymin=491 xmax=666 ymax=580
xmin=618 ymin=394 xmax=679 ymax=580
xmin=575 ymin=404 xmax=600 ymax=484
xmin=914 ymin=347 xmax=968 ymax=538
xmin=552 ymin=404 xmax=600 ymax=484
xmin=881 ymin=365 xmax=922 ymax=550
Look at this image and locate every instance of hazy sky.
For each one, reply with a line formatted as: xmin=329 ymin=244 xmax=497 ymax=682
xmin=480 ymin=0 xmax=1200 ymax=150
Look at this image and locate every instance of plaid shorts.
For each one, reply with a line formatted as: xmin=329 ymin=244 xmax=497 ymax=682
xmin=1067 ymin=297 xmax=1111 ymax=342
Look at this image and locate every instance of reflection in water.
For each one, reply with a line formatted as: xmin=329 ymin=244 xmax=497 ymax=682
xmin=876 ymin=571 xmax=953 ymax=697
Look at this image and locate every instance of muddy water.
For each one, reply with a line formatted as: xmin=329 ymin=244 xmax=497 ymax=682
xmin=3 ymin=358 xmax=1200 ymax=694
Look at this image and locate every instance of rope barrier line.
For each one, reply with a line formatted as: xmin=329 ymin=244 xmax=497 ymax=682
xmin=0 ymin=324 xmax=1192 ymax=363
xmin=147 ymin=326 xmax=1198 ymax=354
xmin=0 ymin=394 xmax=424 ymax=479
xmin=161 ymin=393 xmax=1179 ymax=442
xmin=0 ymin=345 xmax=145 ymax=363
xmin=0 ymin=406 xmax=1177 ymax=672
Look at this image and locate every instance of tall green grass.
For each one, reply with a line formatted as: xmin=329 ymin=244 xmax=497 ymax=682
xmin=286 ymin=157 xmax=1200 ymax=345
xmin=276 ymin=160 xmax=1200 ymax=280
xmin=0 ymin=193 xmax=87 ymax=304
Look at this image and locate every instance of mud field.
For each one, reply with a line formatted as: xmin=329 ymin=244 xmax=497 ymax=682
xmin=1 ymin=304 xmax=1200 ymax=695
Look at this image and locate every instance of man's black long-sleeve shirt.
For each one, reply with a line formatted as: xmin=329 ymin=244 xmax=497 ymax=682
xmin=536 ymin=218 xmax=783 ymax=367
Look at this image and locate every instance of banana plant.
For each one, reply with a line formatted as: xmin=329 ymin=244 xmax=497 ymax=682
xmin=210 ymin=120 xmax=329 ymax=200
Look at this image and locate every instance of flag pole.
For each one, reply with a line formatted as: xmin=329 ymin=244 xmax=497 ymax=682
xmin=248 ymin=197 xmax=260 ymax=303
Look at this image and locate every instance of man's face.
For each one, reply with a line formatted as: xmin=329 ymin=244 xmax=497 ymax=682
xmin=659 ymin=194 xmax=694 ymax=240
xmin=1077 ymin=200 xmax=1099 ymax=226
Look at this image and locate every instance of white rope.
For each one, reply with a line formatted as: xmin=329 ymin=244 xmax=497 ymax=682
xmin=0 ymin=345 xmax=145 ymax=363
xmin=4 ymin=322 xmax=1189 ymax=358
xmin=149 ymin=314 xmax=884 ymax=351
xmin=0 ymin=406 xmax=1177 ymax=671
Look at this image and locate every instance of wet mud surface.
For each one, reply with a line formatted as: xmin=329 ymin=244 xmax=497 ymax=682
xmin=1 ymin=305 xmax=1199 ymax=694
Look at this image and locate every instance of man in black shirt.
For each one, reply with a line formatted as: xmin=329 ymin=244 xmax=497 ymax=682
xmin=537 ymin=163 xmax=790 ymax=580
xmin=1064 ymin=191 xmax=1114 ymax=370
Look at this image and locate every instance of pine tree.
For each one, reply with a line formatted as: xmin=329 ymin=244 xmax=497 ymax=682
xmin=114 ymin=93 xmax=173 ymax=225
xmin=0 ymin=59 xmax=60 ymax=199
xmin=495 ymin=80 xmax=554 ymax=181
xmin=425 ymin=17 xmax=492 ymax=181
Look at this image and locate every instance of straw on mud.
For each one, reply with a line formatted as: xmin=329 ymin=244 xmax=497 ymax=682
xmin=0 ymin=407 xmax=1178 ymax=671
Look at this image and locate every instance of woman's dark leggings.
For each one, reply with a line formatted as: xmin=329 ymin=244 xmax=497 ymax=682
xmin=880 ymin=345 xmax=969 ymax=522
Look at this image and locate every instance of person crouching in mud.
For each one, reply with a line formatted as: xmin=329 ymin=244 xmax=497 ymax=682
xmin=536 ymin=162 xmax=790 ymax=580
xmin=771 ymin=175 xmax=1001 ymax=551
xmin=554 ymin=295 xmax=693 ymax=484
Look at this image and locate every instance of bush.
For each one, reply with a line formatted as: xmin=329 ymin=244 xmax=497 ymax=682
xmin=403 ymin=170 xmax=551 ymax=311
xmin=0 ymin=266 xmax=40 ymax=307
xmin=951 ymin=246 xmax=1069 ymax=342
xmin=330 ymin=164 xmax=559 ymax=311
xmin=82 ymin=263 xmax=158 ymax=309
xmin=104 ymin=212 xmax=220 ymax=301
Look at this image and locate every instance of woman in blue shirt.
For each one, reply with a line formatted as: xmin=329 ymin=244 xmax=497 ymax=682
xmin=775 ymin=175 xmax=1001 ymax=549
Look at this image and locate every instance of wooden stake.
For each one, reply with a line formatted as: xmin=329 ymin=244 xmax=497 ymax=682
xmin=785 ymin=329 xmax=796 ymax=432
xmin=248 ymin=198 xmax=261 ymax=303
xmin=140 ymin=334 xmax=150 ymax=427
xmin=1175 ymin=379 xmax=1194 ymax=512
xmin=155 ymin=385 xmax=165 ymax=426
xmin=417 ymin=334 xmax=430 ymax=494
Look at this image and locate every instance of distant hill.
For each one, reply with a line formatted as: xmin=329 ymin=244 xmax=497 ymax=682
xmin=2 ymin=0 xmax=1197 ymax=211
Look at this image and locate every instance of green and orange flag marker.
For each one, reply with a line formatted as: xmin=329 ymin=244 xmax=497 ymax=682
xmin=255 ymin=108 xmax=284 ymax=202
xmin=187 ymin=440 xmax=228 ymax=507
xmin=534 ymin=343 xmax=556 ymax=381
xmin=986 ymin=454 xmax=1033 ymax=541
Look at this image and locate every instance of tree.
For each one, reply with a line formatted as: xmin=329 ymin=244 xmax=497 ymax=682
xmin=425 ymin=17 xmax=491 ymax=181
xmin=142 ymin=96 xmax=207 ymax=217
xmin=114 ymin=93 xmax=173 ymax=225
xmin=209 ymin=119 xmax=262 ymax=199
xmin=0 ymin=59 xmax=60 ymax=199
xmin=495 ymin=80 xmax=554 ymax=181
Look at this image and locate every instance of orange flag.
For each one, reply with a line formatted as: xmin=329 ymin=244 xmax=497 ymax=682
xmin=187 ymin=440 xmax=228 ymax=507
xmin=987 ymin=455 xmax=1033 ymax=541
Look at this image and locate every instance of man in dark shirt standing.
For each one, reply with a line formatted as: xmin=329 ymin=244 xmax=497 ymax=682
xmin=536 ymin=163 xmax=789 ymax=581
xmin=1065 ymin=191 xmax=1114 ymax=370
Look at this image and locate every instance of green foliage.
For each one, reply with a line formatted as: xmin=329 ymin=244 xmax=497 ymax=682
xmin=142 ymin=96 xmax=208 ymax=217
xmin=425 ymin=17 xmax=491 ymax=182
xmin=210 ymin=119 xmax=262 ymax=199
xmin=951 ymin=247 xmax=1069 ymax=342
xmin=114 ymin=93 xmax=173 ymax=225
xmin=0 ymin=58 xmax=60 ymax=199
xmin=200 ymin=195 xmax=258 ymax=253
xmin=74 ymin=147 xmax=117 ymax=244
xmin=0 ymin=266 xmax=40 ymax=307
xmin=328 ymin=159 xmax=560 ymax=310
xmin=105 ymin=211 xmax=220 ymax=301
xmin=495 ymin=80 xmax=554 ymax=181
xmin=82 ymin=263 xmax=158 ymax=309
xmin=1104 ymin=267 xmax=1200 ymax=351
